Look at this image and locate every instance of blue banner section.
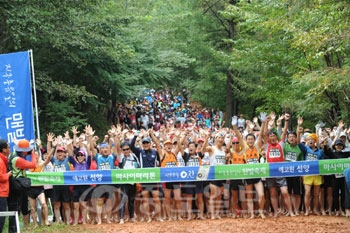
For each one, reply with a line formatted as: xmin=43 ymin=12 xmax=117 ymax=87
xmin=63 ymin=170 xmax=112 ymax=185
xmin=269 ymin=160 xmax=320 ymax=177
xmin=0 ymin=51 xmax=34 ymax=148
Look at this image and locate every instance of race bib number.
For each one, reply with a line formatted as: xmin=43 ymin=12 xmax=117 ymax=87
xmin=285 ymin=152 xmax=297 ymax=162
xmin=306 ymin=153 xmax=318 ymax=161
xmin=99 ymin=162 xmax=111 ymax=170
xmin=269 ymin=148 xmax=281 ymax=158
xmin=247 ymin=158 xmax=259 ymax=164
xmin=335 ymin=174 xmax=344 ymax=178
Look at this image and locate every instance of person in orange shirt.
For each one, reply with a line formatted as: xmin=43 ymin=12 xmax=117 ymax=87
xmin=227 ymin=125 xmax=247 ymax=218
xmin=8 ymin=139 xmax=37 ymax=233
xmin=159 ymin=131 xmax=182 ymax=221
xmin=0 ymin=140 xmax=11 ymax=232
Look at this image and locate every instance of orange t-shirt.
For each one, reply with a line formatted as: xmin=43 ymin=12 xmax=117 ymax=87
xmin=161 ymin=152 xmax=178 ymax=167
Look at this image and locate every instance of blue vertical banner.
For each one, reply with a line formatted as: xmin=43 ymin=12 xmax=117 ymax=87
xmin=0 ymin=51 xmax=34 ymax=147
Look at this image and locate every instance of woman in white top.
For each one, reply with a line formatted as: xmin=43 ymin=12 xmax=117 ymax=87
xmin=201 ymin=130 xmax=227 ymax=220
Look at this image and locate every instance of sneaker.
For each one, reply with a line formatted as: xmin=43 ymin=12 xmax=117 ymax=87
xmin=119 ymin=219 xmax=124 ymax=225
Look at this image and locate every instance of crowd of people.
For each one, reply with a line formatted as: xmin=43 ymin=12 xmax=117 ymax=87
xmin=1 ymin=88 xmax=350 ymax=232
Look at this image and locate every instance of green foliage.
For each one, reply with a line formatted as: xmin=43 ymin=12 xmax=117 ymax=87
xmin=41 ymin=100 xmax=88 ymax=137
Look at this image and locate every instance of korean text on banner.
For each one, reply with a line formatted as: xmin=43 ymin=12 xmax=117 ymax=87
xmin=0 ymin=51 xmax=34 ymax=147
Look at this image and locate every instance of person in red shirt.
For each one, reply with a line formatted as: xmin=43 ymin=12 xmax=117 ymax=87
xmin=263 ymin=114 xmax=295 ymax=217
xmin=0 ymin=140 xmax=11 ymax=232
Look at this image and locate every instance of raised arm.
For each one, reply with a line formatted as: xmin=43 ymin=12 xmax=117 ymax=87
xmin=201 ymin=130 xmax=212 ymax=156
xmin=64 ymin=131 xmax=74 ymax=156
xmin=233 ymin=125 xmax=245 ymax=155
xmin=297 ymin=117 xmax=303 ymax=144
xmin=280 ymin=113 xmax=290 ymax=142
xmin=149 ymin=129 xmax=163 ymax=159
xmin=114 ymin=132 xmax=122 ymax=156
xmin=173 ymin=130 xmax=183 ymax=156
xmin=71 ymin=126 xmax=80 ymax=148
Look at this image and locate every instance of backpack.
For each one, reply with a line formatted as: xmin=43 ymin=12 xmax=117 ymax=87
xmin=8 ymin=153 xmax=31 ymax=191
xmin=119 ymin=154 xmax=140 ymax=169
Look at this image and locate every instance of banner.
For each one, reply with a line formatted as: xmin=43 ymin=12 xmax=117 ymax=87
xmin=0 ymin=51 xmax=34 ymax=147
xmin=27 ymin=159 xmax=350 ymax=185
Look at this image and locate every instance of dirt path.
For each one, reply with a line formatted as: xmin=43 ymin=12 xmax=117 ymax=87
xmin=73 ymin=215 xmax=350 ymax=233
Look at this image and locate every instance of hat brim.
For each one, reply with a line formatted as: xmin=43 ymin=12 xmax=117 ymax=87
xmin=142 ymin=137 xmax=151 ymax=143
xmin=14 ymin=144 xmax=34 ymax=152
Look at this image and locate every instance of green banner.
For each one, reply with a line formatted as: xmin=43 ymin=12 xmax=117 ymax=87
xmin=29 ymin=171 xmax=65 ymax=185
xmin=319 ymin=158 xmax=350 ymax=175
xmin=214 ymin=163 xmax=270 ymax=179
xmin=112 ymin=168 xmax=161 ymax=183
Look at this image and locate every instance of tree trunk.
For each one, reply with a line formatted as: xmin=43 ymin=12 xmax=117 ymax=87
xmin=225 ymin=70 xmax=233 ymax=126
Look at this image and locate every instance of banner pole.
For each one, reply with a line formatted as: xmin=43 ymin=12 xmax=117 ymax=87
xmin=29 ymin=49 xmax=40 ymax=140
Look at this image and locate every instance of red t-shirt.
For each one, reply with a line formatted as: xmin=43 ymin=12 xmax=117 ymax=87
xmin=266 ymin=142 xmax=285 ymax=163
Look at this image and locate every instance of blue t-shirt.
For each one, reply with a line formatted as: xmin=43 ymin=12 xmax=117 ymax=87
xmin=52 ymin=157 xmax=71 ymax=172
xmin=94 ymin=153 xmax=117 ymax=170
xmin=299 ymin=143 xmax=324 ymax=161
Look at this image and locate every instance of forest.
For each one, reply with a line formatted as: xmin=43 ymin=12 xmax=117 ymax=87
xmin=1 ymin=0 xmax=349 ymax=137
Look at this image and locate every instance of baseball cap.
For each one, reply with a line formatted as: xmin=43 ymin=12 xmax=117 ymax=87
xmin=57 ymin=146 xmax=66 ymax=152
xmin=142 ymin=137 xmax=151 ymax=143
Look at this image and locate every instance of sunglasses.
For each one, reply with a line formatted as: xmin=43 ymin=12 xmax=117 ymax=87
xmin=122 ymin=148 xmax=130 ymax=151
xmin=76 ymin=154 xmax=85 ymax=157
xmin=142 ymin=141 xmax=150 ymax=144
xmin=232 ymin=142 xmax=239 ymax=144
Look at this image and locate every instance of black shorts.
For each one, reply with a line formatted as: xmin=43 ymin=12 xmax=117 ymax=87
xmin=211 ymin=180 xmax=226 ymax=188
xmin=72 ymin=185 xmax=91 ymax=202
xmin=51 ymin=185 xmax=71 ymax=203
xmin=164 ymin=182 xmax=181 ymax=190
xmin=243 ymin=178 xmax=261 ymax=185
xmin=322 ymin=175 xmax=335 ymax=188
xmin=182 ymin=182 xmax=205 ymax=195
xmin=28 ymin=186 xmax=44 ymax=199
xmin=230 ymin=179 xmax=244 ymax=191
xmin=44 ymin=189 xmax=52 ymax=199
xmin=287 ymin=176 xmax=302 ymax=195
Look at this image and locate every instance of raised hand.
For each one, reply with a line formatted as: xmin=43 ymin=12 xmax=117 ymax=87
xmin=47 ymin=132 xmax=55 ymax=142
xmin=259 ymin=112 xmax=267 ymax=121
xmin=297 ymin=116 xmax=303 ymax=126
xmin=36 ymin=138 xmax=42 ymax=146
xmin=71 ymin=126 xmax=79 ymax=135
xmin=64 ymin=131 xmax=70 ymax=140
xmin=52 ymin=137 xmax=58 ymax=147
xmin=284 ymin=113 xmax=290 ymax=121
xmin=231 ymin=115 xmax=238 ymax=126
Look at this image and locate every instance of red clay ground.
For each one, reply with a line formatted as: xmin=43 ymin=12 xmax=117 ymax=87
xmin=72 ymin=215 xmax=350 ymax=233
